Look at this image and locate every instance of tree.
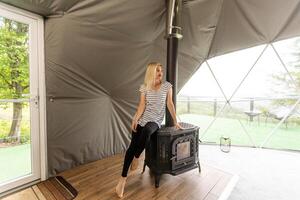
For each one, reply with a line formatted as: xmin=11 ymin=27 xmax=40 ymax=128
xmin=0 ymin=17 xmax=29 ymax=141
xmin=272 ymin=38 xmax=300 ymax=106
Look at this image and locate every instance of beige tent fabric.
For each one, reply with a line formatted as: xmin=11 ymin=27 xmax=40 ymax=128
xmin=1 ymin=0 xmax=300 ymax=175
xmin=44 ymin=0 xmax=167 ymax=175
xmin=208 ymin=0 xmax=300 ymax=58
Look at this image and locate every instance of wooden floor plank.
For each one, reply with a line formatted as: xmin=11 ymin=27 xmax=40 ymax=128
xmin=210 ymin=173 xmax=233 ymax=196
xmin=204 ymin=193 xmax=219 ymax=200
xmin=3 ymin=153 xmax=234 ymax=200
xmin=32 ymin=185 xmax=46 ymax=200
xmin=36 ymin=182 xmax=56 ymax=200
xmin=1 ymin=188 xmax=38 ymax=200
xmin=59 ymin=153 xmax=233 ymax=200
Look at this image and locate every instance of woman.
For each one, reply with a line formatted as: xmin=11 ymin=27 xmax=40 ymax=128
xmin=115 ymin=62 xmax=182 ymax=198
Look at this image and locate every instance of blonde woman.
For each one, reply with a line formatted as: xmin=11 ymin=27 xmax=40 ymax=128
xmin=115 ymin=62 xmax=182 ymax=198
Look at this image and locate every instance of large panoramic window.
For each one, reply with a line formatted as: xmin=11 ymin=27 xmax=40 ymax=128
xmin=178 ymin=37 xmax=300 ymax=151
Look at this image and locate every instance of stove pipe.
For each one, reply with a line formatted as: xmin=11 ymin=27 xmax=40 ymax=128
xmin=165 ymin=0 xmax=183 ymax=127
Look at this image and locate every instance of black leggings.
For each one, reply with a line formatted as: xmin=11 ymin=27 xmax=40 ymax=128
xmin=121 ymin=122 xmax=159 ymax=177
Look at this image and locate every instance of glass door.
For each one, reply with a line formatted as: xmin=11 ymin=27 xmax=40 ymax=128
xmin=0 ymin=4 xmax=42 ymax=193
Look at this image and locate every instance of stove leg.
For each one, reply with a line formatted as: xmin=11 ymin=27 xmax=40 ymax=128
xmin=155 ymin=174 xmax=161 ymax=188
xmin=142 ymin=161 xmax=146 ymax=174
xmin=197 ymin=161 xmax=201 ymax=173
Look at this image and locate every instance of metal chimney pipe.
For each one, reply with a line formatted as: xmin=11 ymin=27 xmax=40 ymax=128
xmin=165 ymin=0 xmax=183 ymax=39
xmin=165 ymin=0 xmax=183 ymax=127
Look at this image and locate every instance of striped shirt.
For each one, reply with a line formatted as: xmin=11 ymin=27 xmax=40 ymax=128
xmin=138 ymin=81 xmax=172 ymax=128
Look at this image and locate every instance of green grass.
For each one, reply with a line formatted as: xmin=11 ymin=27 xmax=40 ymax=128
xmin=0 ymin=104 xmax=30 ymax=143
xmin=179 ymin=114 xmax=300 ymax=151
xmin=0 ymin=104 xmax=31 ymax=184
xmin=0 ymin=144 xmax=31 ymax=183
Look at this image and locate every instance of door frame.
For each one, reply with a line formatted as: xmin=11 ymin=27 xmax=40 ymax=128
xmin=0 ymin=2 xmax=47 ymax=195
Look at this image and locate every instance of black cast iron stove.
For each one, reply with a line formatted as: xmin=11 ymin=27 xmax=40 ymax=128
xmin=142 ymin=122 xmax=201 ymax=187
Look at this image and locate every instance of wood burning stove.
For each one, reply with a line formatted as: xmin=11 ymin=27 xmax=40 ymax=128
xmin=142 ymin=122 xmax=201 ymax=187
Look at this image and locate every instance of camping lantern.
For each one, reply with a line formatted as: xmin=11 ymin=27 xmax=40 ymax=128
xmin=220 ymin=136 xmax=231 ymax=153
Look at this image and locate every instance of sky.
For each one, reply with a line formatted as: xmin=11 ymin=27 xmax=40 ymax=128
xmin=179 ymin=37 xmax=300 ymax=101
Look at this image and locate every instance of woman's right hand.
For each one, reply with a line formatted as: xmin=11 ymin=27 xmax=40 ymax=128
xmin=131 ymin=119 xmax=138 ymax=132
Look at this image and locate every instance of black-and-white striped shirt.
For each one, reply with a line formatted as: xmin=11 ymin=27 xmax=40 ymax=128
xmin=138 ymin=81 xmax=172 ymax=127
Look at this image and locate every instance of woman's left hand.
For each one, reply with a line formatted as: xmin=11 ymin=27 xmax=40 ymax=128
xmin=175 ymin=122 xmax=183 ymax=130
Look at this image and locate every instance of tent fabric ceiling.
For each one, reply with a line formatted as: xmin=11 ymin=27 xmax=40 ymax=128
xmin=0 ymin=0 xmax=82 ymax=16
xmin=1 ymin=0 xmax=300 ymax=175
xmin=208 ymin=0 xmax=300 ymax=58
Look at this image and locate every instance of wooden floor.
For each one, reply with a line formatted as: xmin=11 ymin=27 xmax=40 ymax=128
xmin=2 ymin=153 xmax=233 ymax=200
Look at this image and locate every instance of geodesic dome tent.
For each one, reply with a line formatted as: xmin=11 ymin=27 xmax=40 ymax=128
xmin=1 ymin=0 xmax=300 ymax=176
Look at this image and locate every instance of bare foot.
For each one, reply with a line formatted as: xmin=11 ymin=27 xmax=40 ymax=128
xmin=130 ymin=157 xmax=139 ymax=171
xmin=115 ymin=177 xmax=126 ymax=198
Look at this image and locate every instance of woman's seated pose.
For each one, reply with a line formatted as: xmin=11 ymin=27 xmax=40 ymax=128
xmin=115 ymin=62 xmax=182 ymax=198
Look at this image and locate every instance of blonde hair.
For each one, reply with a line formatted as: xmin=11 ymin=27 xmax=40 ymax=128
xmin=143 ymin=62 xmax=162 ymax=90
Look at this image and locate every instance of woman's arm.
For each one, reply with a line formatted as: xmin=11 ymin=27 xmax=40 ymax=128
xmin=166 ymin=88 xmax=183 ymax=129
xmin=131 ymin=93 xmax=146 ymax=132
